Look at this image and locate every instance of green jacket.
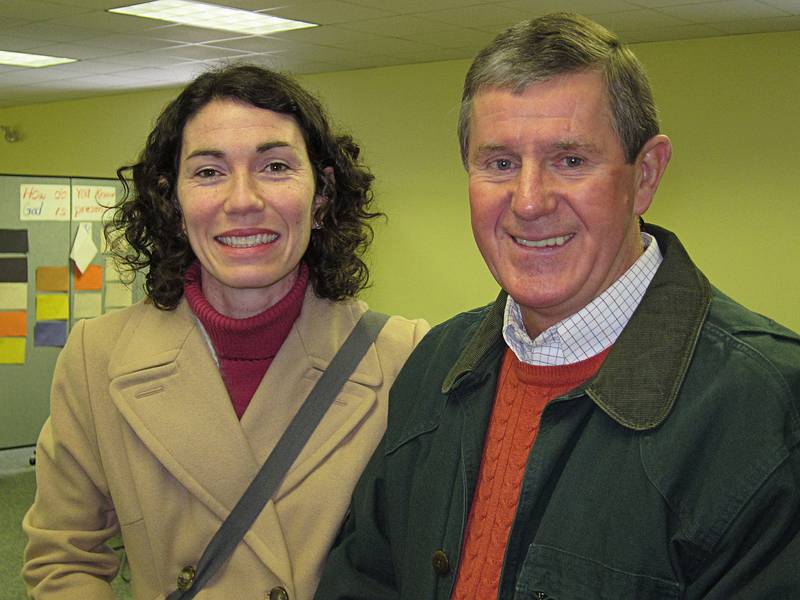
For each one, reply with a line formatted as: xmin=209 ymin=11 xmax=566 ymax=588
xmin=316 ymin=225 xmax=800 ymax=600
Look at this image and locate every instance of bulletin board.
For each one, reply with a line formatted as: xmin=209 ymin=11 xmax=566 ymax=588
xmin=0 ymin=174 xmax=145 ymax=450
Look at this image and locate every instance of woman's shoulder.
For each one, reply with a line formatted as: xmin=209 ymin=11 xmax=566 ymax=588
xmin=74 ymin=297 xmax=194 ymax=363
xmin=301 ymin=292 xmax=430 ymax=358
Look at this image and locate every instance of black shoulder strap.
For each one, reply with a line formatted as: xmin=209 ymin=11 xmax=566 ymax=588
xmin=168 ymin=310 xmax=390 ymax=599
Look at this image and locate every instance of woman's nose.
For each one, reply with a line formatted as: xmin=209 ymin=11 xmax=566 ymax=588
xmin=223 ymin=173 xmax=264 ymax=214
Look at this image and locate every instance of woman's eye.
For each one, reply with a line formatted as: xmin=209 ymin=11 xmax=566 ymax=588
xmin=196 ymin=168 xmax=220 ymax=178
xmin=266 ymin=162 xmax=290 ymax=173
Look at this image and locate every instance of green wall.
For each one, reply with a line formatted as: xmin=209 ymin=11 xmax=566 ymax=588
xmin=1 ymin=30 xmax=798 ymax=331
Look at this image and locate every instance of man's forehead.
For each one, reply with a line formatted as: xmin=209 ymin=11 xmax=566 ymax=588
xmin=467 ymin=73 xmax=616 ymax=149
xmin=472 ymin=71 xmax=608 ymax=112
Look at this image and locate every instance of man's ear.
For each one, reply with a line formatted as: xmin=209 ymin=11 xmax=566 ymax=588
xmin=633 ymin=134 xmax=672 ymax=216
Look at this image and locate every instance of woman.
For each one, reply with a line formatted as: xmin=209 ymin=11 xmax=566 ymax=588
xmin=22 ymin=65 xmax=428 ymax=600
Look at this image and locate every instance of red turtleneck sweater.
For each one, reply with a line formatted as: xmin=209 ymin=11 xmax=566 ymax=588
xmin=183 ymin=262 xmax=309 ymax=419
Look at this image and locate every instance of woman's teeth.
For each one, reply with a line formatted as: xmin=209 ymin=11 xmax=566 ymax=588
xmin=216 ymin=233 xmax=278 ymax=248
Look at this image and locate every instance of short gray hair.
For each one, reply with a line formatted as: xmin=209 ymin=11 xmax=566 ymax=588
xmin=458 ymin=12 xmax=659 ymax=166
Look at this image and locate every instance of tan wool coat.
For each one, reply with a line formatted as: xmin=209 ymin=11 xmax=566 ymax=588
xmin=22 ymin=289 xmax=429 ymax=600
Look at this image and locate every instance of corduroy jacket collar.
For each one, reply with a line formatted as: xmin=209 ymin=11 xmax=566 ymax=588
xmin=442 ymin=224 xmax=712 ymax=431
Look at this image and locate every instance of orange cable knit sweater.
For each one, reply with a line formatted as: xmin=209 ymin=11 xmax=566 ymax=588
xmin=451 ymin=346 xmax=610 ymax=599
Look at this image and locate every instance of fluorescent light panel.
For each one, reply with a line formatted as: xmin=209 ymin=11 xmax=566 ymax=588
xmin=109 ymin=0 xmax=317 ymax=36
xmin=0 ymin=50 xmax=77 ymax=68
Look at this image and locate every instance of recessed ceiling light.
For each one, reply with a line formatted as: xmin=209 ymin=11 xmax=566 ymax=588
xmin=109 ymin=0 xmax=317 ymax=36
xmin=0 ymin=50 xmax=77 ymax=68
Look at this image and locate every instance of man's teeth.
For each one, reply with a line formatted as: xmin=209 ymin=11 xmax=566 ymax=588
xmin=216 ymin=233 xmax=277 ymax=248
xmin=514 ymin=234 xmax=571 ymax=248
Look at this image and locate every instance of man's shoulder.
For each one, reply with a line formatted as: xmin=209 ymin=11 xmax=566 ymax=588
xmin=421 ymin=301 xmax=496 ymax=347
xmin=702 ymin=287 xmax=800 ymax=384
xmin=384 ymin=301 xmax=499 ymax=439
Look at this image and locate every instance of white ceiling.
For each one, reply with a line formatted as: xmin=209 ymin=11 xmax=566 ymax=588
xmin=1 ymin=0 xmax=799 ymax=108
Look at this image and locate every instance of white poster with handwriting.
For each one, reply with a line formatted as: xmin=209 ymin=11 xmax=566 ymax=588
xmin=72 ymin=185 xmax=116 ymax=221
xmin=19 ymin=184 xmax=70 ymax=221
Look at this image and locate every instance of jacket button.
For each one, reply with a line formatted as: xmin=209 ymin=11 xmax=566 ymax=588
xmin=432 ymin=550 xmax=450 ymax=575
xmin=176 ymin=565 xmax=196 ymax=591
xmin=268 ymin=586 xmax=289 ymax=600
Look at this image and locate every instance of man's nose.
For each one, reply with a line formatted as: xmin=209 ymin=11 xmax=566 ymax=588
xmin=511 ymin=162 xmax=556 ymax=220
xmin=223 ymin=173 xmax=265 ymax=214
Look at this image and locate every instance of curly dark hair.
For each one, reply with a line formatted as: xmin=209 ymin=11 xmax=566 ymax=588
xmin=108 ymin=64 xmax=381 ymax=310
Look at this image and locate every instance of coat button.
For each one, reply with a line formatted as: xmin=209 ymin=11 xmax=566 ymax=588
xmin=176 ymin=565 xmax=196 ymax=591
xmin=268 ymin=586 xmax=289 ymax=600
xmin=432 ymin=550 xmax=450 ymax=575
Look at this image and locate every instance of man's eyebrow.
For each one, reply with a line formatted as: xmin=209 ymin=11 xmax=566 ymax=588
xmin=471 ymin=143 xmax=510 ymax=159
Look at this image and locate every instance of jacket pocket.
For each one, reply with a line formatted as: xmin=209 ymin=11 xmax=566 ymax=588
xmin=514 ymin=544 xmax=681 ymax=600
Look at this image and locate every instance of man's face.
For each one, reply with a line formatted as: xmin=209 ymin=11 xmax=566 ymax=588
xmin=467 ymin=70 xmax=669 ymax=337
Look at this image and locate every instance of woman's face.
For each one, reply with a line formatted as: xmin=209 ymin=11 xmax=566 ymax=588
xmin=176 ymin=98 xmax=324 ymax=318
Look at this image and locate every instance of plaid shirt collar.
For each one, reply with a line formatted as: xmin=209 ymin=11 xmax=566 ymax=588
xmin=503 ymin=232 xmax=663 ymax=366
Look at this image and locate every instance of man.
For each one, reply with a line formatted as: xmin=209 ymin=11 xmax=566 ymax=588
xmin=315 ymin=13 xmax=800 ymax=600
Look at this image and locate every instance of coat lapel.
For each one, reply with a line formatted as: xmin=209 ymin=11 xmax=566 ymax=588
xmin=106 ymin=293 xmax=384 ymax=589
xmin=106 ymin=301 xmax=294 ymax=584
xmin=241 ymin=290 xmax=383 ymax=496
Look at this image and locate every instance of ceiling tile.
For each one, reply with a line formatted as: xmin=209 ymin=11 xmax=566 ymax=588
xmin=0 ymin=35 xmax=48 ymax=52
xmin=8 ymin=21 xmax=108 ymax=43
xmin=23 ymin=42 xmax=123 ymax=60
xmin=399 ymin=27 xmax=498 ymax=49
xmin=658 ymin=0 xmax=789 ymax=23
xmin=92 ymin=51 xmax=194 ymax=68
xmin=78 ymin=33 xmax=182 ymax=51
xmin=499 ymin=0 xmax=639 ymax=15
xmin=592 ymin=8 xmax=690 ymax=30
xmin=0 ymin=0 xmax=89 ymax=20
xmin=52 ymin=9 xmax=165 ymax=33
xmin=417 ymin=4 xmax=530 ymax=28
xmin=347 ymin=0 xmax=495 ymax=12
xmin=338 ymin=14 xmax=467 ymax=37
xmin=0 ymin=0 xmax=799 ymax=107
xmin=264 ymin=1 xmax=396 ymax=25
xmin=266 ymin=24 xmax=385 ymax=48
xmin=156 ymin=44 xmax=250 ymax=60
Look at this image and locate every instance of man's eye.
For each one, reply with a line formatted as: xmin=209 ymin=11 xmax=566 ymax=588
xmin=492 ymin=159 xmax=513 ymax=170
xmin=562 ymin=156 xmax=584 ymax=168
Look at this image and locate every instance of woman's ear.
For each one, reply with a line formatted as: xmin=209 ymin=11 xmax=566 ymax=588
xmin=314 ymin=166 xmax=335 ymax=210
xmin=313 ymin=166 xmax=335 ymax=228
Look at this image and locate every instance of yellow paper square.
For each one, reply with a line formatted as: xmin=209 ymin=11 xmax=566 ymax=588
xmin=0 ymin=337 xmax=26 ymax=364
xmin=36 ymin=294 xmax=70 ymax=320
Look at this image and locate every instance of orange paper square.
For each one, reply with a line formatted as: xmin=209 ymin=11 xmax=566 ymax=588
xmin=74 ymin=264 xmax=103 ymax=291
xmin=0 ymin=311 xmax=27 ymax=336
